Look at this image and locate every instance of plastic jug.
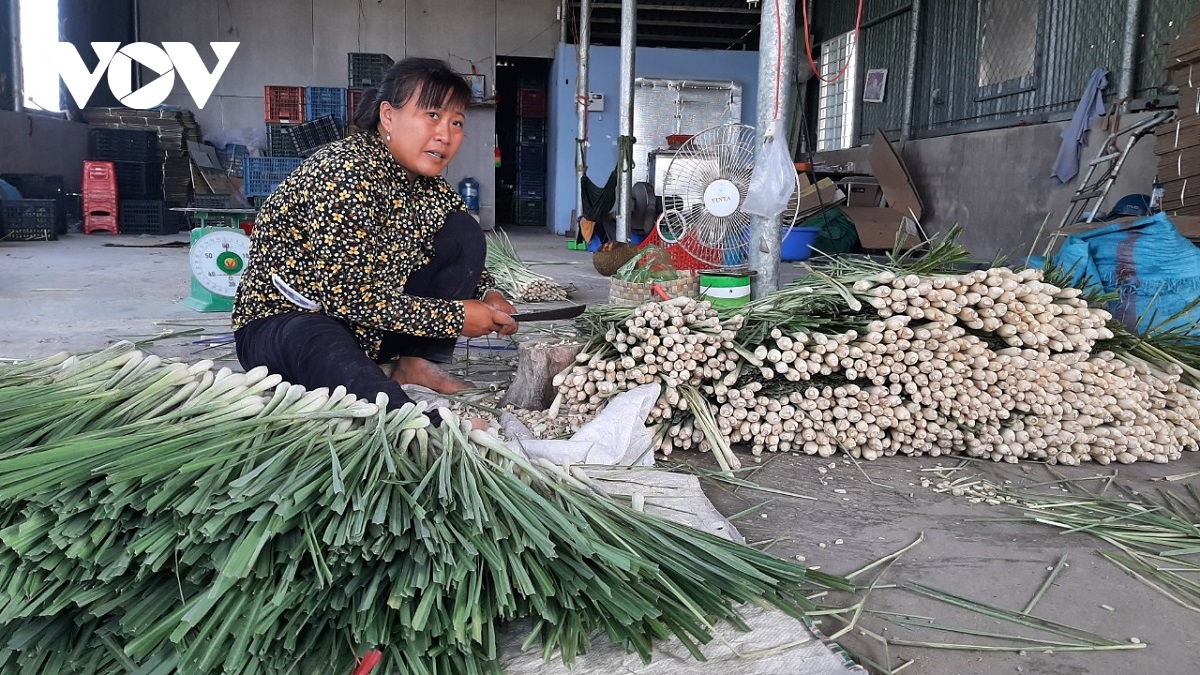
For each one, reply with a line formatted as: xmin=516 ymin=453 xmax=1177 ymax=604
xmin=458 ymin=176 xmax=480 ymax=214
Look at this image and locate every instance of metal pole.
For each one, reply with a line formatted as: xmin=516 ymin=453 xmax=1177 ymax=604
xmin=9 ymin=0 xmax=23 ymax=112
xmin=900 ymin=0 xmax=920 ymax=140
xmin=1117 ymin=0 xmax=1143 ymax=101
xmin=560 ymin=0 xmax=569 ymax=45
xmin=614 ymin=0 xmax=635 ymax=243
xmin=748 ymin=0 xmax=795 ymax=296
xmin=575 ymin=0 xmax=591 ymax=234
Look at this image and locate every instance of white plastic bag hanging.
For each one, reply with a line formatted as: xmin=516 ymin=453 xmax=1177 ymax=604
xmin=742 ymin=119 xmax=797 ymax=218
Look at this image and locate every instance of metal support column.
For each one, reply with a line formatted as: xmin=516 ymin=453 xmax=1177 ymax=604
xmin=8 ymin=0 xmax=22 ymax=112
xmin=614 ymin=0 xmax=636 ymax=243
xmin=900 ymin=0 xmax=920 ymax=140
xmin=575 ymin=0 xmax=592 ymax=234
xmin=1117 ymin=0 xmax=1143 ymax=102
xmin=748 ymin=0 xmax=796 ymax=296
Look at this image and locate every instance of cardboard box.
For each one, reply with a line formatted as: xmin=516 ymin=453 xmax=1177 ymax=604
xmin=840 ymin=130 xmax=926 ymax=249
xmin=842 ymin=206 xmax=921 ymax=249
xmin=792 ymin=174 xmax=845 ymax=218
xmin=842 ymin=180 xmax=882 ymax=207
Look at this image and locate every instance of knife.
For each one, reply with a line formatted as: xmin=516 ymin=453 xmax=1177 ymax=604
xmin=509 ymin=305 xmax=587 ymax=322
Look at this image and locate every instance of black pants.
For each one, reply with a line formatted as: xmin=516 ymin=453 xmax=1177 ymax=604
xmin=235 ymin=212 xmax=485 ymax=418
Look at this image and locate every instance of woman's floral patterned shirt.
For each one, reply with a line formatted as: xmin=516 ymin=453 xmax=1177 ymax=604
xmin=232 ymin=131 xmax=494 ymax=359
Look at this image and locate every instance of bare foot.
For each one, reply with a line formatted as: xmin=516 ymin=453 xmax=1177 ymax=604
xmin=391 ymin=356 xmax=474 ymax=394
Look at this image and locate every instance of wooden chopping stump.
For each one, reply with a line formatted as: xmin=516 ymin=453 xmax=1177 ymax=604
xmin=502 ymin=339 xmax=585 ymax=410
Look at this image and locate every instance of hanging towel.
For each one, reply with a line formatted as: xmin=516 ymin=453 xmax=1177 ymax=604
xmin=1051 ymin=67 xmax=1109 ymax=184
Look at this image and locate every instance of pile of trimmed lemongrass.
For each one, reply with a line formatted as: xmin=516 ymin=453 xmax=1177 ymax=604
xmin=485 ymin=231 xmax=570 ymax=302
xmin=0 ymin=343 xmax=849 ymax=674
xmin=559 ymin=231 xmax=1200 ymax=468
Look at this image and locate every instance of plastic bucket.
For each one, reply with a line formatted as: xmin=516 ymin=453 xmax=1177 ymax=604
xmin=780 ymin=227 xmax=820 ymax=261
xmin=699 ymin=271 xmax=751 ymax=309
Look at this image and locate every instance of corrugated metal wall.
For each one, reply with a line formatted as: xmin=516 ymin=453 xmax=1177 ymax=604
xmin=810 ymin=0 xmax=1198 ymax=143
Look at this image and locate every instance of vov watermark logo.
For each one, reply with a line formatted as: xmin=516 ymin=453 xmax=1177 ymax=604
xmin=51 ymin=42 xmax=239 ymax=110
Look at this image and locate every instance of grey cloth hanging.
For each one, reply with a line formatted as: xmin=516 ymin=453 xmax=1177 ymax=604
xmin=1052 ymin=67 xmax=1109 ymax=184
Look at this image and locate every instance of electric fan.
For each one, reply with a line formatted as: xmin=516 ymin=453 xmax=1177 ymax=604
xmin=658 ymin=123 xmax=799 ymax=269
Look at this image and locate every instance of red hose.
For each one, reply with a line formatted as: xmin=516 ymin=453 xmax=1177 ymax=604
xmin=801 ymin=0 xmax=864 ymax=84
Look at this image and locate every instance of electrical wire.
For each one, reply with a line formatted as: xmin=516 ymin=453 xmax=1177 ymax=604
xmin=801 ymin=0 xmax=864 ymax=85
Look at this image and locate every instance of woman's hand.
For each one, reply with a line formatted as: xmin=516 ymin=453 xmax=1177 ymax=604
xmin=462 ymin=299 xmax=516 ymax=337
xmin=481 ymin=290 xmax=519 ymax=336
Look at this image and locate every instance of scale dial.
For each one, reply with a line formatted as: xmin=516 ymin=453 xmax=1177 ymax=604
xmin=189 ymin=229 xmax=251 ymax=297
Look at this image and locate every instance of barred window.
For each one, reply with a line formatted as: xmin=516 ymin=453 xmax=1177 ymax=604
xmin=816 ymin=30 xmax=858 ymax=151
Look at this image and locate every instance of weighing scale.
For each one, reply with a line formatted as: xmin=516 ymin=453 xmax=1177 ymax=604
xmin=182 ymin=226 xmax=251 ymax=312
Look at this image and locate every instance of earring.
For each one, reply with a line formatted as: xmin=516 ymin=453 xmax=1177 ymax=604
xmin=385 ymin=132 xmax=392 ymax=142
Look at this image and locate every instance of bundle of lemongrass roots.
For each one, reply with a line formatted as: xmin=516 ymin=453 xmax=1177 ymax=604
xmin=558 ymin=229 xmax=1200 ymax=470
xmin=485 ymin=231 xmax=570 ymax=302
xmin=0 ymin=344 xmax=850 ymax=674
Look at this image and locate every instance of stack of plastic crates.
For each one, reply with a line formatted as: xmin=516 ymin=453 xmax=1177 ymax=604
xmin=82 ymin=160 xmax=118 ymax=235
xmin=88 ymin=128 xmax=163 ymax=202
xmin=514 ymin=87 xmax=548 ymax=226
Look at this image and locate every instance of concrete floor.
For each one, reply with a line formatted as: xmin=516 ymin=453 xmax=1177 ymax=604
xmin=2 ymin=228 xmax=1198 ymax=675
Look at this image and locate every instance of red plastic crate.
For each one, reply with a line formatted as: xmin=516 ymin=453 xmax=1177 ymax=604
xmin=638 ymin=228 xmax=710 ymax=272
xmin=264 ymin=86 xmax=306 ymax=124
xmin=517 ymin=88 xmax=547 ymax=118
xmin=82 ymin=161 xmax=117 ymax=199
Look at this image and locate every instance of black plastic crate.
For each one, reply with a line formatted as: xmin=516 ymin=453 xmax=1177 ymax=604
xmin=516 ymin=173 xmax=546 ymax=200
xmin=516 ymin=144 xmax=546 ymax=172
xmin=266 ymin=124 xmax=300 ymax=157
xmin=515 ymin=198 xmax=544 ymax=227
xmin=0 ymin=173 xmax=64 ymax=199
xmin=285 ymin=116 xmax=343 ymax=156
xmin=215 ymin=143 xmax=249 ymax=176
xmin=119 ymin=200 xmax=179 ymax=235
xmin=192 ymin=194 xmax=232 ymax=209
xmin=2 ymin=199 xmax=58 ymax=241
xmin=112 ymin=161 xmax=163 ymax=199
xmin=348 ymin=52 xmax=394 ymax=88
xmin=88 ymin=128 xmax=158 ymax=162
xmin=517 ymin=118 xmax=546 ymax=144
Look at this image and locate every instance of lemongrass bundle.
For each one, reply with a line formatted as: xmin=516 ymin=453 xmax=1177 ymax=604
xmin=563 ymin=228 xmax=1200 ymax=466
xmin=485 ymin=231 xmax=569 ymax=302
xmin=0 ymin=343 xmax=848 ymax=674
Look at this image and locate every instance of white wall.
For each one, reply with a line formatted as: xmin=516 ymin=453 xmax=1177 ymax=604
xmin=136 ymin=0 xmax=560 ymax=229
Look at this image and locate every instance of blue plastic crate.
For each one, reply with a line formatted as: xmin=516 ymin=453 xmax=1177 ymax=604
xmin=306 ymin=87 xmax=349 ymax=126
xmin=243 ymin=157 xmax=303 ymax=197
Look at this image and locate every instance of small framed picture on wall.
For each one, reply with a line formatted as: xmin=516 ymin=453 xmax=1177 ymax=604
xmin=863 ymin=69 xmax=888 ymax=103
